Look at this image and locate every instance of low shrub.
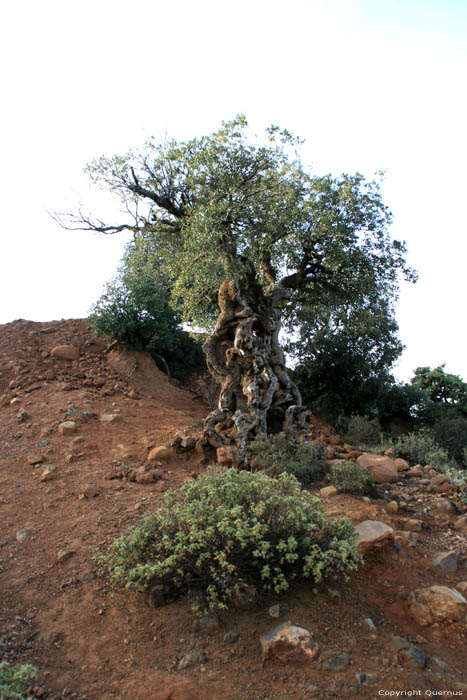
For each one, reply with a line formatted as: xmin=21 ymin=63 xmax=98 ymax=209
xmin=391 ymin=432 xmax=448 ymax=467
xmin=0 ymin=661 xmax=37 ymax=700
xmin=336 ymin=414 xmax=382 ymax=449
xmin=432 ymin=416 xmax=467 ymax=464
xmin=248 ymin=432 xmax=326 ymax=484
xmin=328 ymin=461 xmax=375 ymax=496
xmin=100 ymin=468 xmax=361 ymax=612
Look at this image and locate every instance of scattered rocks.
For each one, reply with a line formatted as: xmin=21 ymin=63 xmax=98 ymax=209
xmin=408 ymin=585 xmax=467 ymax=626
xmin=260 ymin=622 xmax=320 ymax=663
xmin=354 ymin=520 xmax=394 ymax=555
xmin=58 ymin=421 xmax=77 ymax=435
xmin=51 ymin=345 xmax=79 ymax=361
xmin=356 ymin=454 xmax=398 ymax=483
xmin=432 ymin=551 xmax=458 ymax=572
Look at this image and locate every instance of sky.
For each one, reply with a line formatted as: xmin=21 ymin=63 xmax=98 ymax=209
xmin=1 ymin=0 xmax=466 ymax=382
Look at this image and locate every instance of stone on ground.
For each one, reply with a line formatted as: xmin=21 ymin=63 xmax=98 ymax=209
xmin=408 ymin=585 xmax=467 ymax=626
xmin=260 ymin=622 xmax=319 ymax=663
xmin=354 ymin=520 xmax=394 ymax=555
xmin=51 ymin=344 xmax=79 ymax=360
xmin=356 ymin=454 xmax=398 ymax=483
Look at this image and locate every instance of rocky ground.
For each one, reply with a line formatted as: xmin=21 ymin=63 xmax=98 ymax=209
xmin=1 ymin=319 xmax=466 ymax=700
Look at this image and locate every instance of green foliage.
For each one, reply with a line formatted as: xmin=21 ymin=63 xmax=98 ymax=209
xmin=89 ymin=237 xmax=204 ymax=377
xmin=0 ymin=661 xmax=37 ymax=699
xmin=248 ymin=432 xmax=326 ymax=483
xmin=391 ymin=432 xmax=450 ymax=469
xmin=463 ymin=447 xmax=467 ymax=468
xmin=336 ymin=415 xmax=382 ymax=448
xmin=328 ymin=461 xmax=375 ymax=496
xmin=432 ymin=416 xmax=467 ymax=464
xmin=101 ymin=468 xmax=361 ymax=612
xmin=411 ymin=365 xmax=467 ymax=414
xmin=290 ymin=298 xmax=403 ymax=419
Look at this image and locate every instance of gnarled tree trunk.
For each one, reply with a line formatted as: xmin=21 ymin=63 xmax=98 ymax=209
xmin=198 ymin=275 xmax=310 ymax=465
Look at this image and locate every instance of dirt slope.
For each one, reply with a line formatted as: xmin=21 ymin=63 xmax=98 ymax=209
xmin=0 ymin=319 xmax=466 ymax=700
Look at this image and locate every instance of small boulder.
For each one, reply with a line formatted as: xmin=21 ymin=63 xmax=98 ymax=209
xmin=434 ymin=498 xmax=456 ymax=514
xmin=260 ymin=622 xmax=319 ymax=663
xmin=354 ymin=520 xmax=394 ymax=555
xmin=432 ymin=551 xmax=458 ymax=573
xmin=394 ymin=458 xmax=410 ymax=471
xmin=147 ymin=445 xmax=174 ymax=463
xmin=455 ymin=582 xmax=467 ymax=597
xmin=454 ymin=515 xmax=467 ymax=532
xmin=356 ymin=454 xmax=398 ymax=483
xmin=51 ymin=345 xmax=79 ymax=361
xmin=216 ymin=445 xmax=236 ymax=466
xmin=320 ymin=485 xmax=338 ymax=498
xmin=408 ymin=585 xmax=467 ymax=626
xmin=58 ymin=421 xmax=76 ymax=435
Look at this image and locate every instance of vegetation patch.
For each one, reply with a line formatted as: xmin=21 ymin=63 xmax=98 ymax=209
xmin=100 ymin=468 xmax=361 ymax=612
xmin=0 ymin=661 xmax=37 ymax=700
xmin=248 ymin=432 xmax=327 ymax=484
xmin=391 ymin=432 xmax=450 ymax=468
xmin=328 ymin=461 xmax=375 ymax=496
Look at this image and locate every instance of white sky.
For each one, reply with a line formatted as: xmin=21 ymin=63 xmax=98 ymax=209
xmin=1 ymin=0 xmax=466 ymax=382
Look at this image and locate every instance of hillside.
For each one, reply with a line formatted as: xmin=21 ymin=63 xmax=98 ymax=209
xmin=0 ymin=319 xmax=466 ymax=700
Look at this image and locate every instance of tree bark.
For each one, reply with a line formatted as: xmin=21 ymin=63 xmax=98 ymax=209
xmin=199 ymin=275 xmax=310 ymax=465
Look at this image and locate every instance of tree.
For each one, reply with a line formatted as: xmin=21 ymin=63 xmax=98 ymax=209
xmin=89 ymin=236 xmax=203 ymax=377
xmin=290 ymin=295 xmax=403 ymax=418
xmin=411 ymin=365 xmax=467 ymax=414
xmin=59 ymin=116 xmax=415 ymax=464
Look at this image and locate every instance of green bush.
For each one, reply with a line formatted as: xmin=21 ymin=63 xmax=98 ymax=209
xmin=0 ymin=661 xmax=37 ymax=699
xmin=328 ymin=461 xmax=375 ymax=496
xmin=248 ymin=432 xmax=326 ymax=484
xmin=336 ymin=414 xmax=382 ymax=448
xmin=391 ymin=432 xmax=447 ymax=467
xmin=100 ymin=468 xmax=361 ymax=612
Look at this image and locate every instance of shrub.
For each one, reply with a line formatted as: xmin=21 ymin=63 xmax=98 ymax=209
xmin=336 ymin=414 xmax=382 ymax=448
xmin=0 ymin=661 xmax=37 ymax=699
xmin=391 ymin=432 xmax=447 ymax=467
xmin=328 ymin=461 xmax=375 ymax=496
xmin=248 ymin=432 xmax=327 ymax=484
xmin=100 ymin=468 xmax=361 ymax=612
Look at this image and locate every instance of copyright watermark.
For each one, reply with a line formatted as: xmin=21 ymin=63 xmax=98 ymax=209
xmin=378 ymin=692 xmax=463 ymax=697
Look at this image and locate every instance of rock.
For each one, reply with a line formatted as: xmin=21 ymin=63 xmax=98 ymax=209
xmin=394 ymin=530 xmax=419 ymax=548
xmin=363 ymin=618 xmax=376 ymax=631
xmin=16 ymin=528 xmax=32 ymax=542
xmin=389 ymin=635 xmax=411 ymax=651
xmin=17 ymin=409 xmax=29 ymax=423
xmin=177 ymin=651 xmax=207 ymax=670
xmin=433 ymin=551 xmax=458 ymax=572
xmin=57 ymin=549 xmax=76 ymax=563
xmin=194 ymin=614 xmax=220 ymax=634
xmin=147 ymin=445 xmax=174 ymax=463
xmin=39 ymin=465 xmax=56 ymax=482
xmin=10 ymin=397 xmax=20 ymax=405
xmin=354 ymin=520 xmax=394 ymax=555
xmin=58 ymin=421 xmax=76 ymax=435
xmin=399 ymin=646 xmax=426 ymax=668
xmin=27 ymin=454 xmax=44 ymax=465
xmin=51 ymin=345 xmax=79 ymax=360
xmin=394 ymin=458 xmax=410 ymax=471
xmin=320 ymin=485 xmax=338 ymax=498
xmin=260 ymin=622 xmax=319 ymax=663
xmin=403 ymin=519 xmax=422 ymax=532
xmin=408 ymin=585 xmax=467 ymax=626
xmin=455 ymin=582 xmax=467 ymax=596
xmin=223 ymin=631 xmax=240 ymax=644
xmin=319 ymin=650 xmax=351 ymax=671
xmin=100 ymin=413 xmax=118 ymax=423
xmin=434 ymin=498 xmax=456 ymax=514
xmin=268 ymin=603 xmax=289 ymax=618
xmin=454 ymin=515 xmax=467 ymax=532
xmin=356 ymin=454 xmax=398 ymax=483
xmin=78 ymin=484 xmax=98 ymax=499
xmin=133 ymin=467 xmax=161 ymax=484
xmin=216 ymin=445 xmax=236 ymax=466
xmin=386 ymin=501 xmax=398 ymax=513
